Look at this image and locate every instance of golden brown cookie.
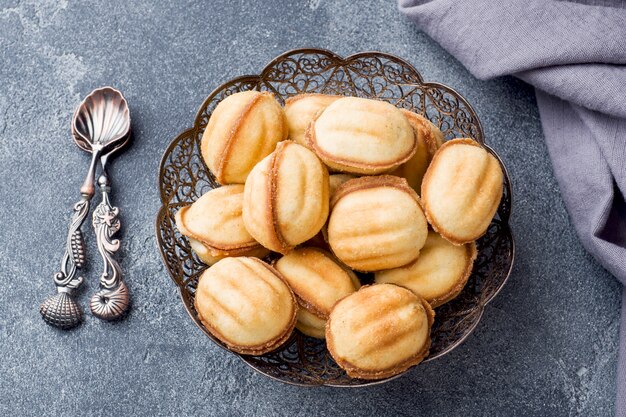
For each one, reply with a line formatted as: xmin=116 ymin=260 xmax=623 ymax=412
xmin=305 ymin=97 xmax=416 ymax=174
xmin=375 ymin=231 xmax=477 ymax=307
xmin=327 ymin=175 xmax=428 ymax=271
xmin=175 ymin=185 xmax=269 ymax=265
xmin=421 ymin=138 xmax=503 ymax=244
xmin=243 ymin=141 xmax=330 ymax=254
xmin=284 ymin=94 xmax=340 ymax=147
xmin=274 ymin=248 xmax=360 ymax=339
xmin=201 ymin=90 xmax=287 ymax=184
xmin=194 ymin=257 xmax=297 ymax=355
xmin=326 ymin=284 xmax=434 ymax=380
xmin=391 ymin=110 xmax=444 ymax=193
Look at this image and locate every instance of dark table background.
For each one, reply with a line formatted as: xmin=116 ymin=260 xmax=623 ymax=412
xmin=0 ymin=1 xmax=621 ymax=416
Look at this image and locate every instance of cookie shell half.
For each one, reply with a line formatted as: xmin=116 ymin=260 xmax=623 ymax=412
xmin=175 ymin=185 xmax=269 ymax=264
xmin=305 ymin=97 xmax=417 ymax=174
xmin=201 ymin=90 xmax=287 ymax=184
xmin=326 ymin=283 xmax=434 ymax=380
xmin=194 ymin=257 xmax=297 ymax=355
xmin=327 ymin=175 xmax=428 ymax=271
xmin=421 ymin=138 xmax=503 ymax=245
xmin=243 ymin=141 xmax=330 ymax=254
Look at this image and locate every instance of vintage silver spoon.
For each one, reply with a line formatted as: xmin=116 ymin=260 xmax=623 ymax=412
xmin=89 ymin=149 xmax=131 ymax=321
xmin=39 ymin=87 xmax=130 ymax=330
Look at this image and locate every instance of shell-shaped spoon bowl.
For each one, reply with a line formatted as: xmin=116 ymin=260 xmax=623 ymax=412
xmin=71 ymin=87 xmax=131 ymax=152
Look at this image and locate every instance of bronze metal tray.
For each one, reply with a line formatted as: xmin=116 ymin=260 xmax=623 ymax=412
xmin=156 ymin=48 xmax=514 ymax=387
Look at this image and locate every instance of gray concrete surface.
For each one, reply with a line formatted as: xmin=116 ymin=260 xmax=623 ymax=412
xmin=0 ymin=0 xmax=621 ymax=416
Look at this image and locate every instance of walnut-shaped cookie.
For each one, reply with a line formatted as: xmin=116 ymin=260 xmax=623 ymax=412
xmin=391 ymin=110 xmax=444 ymax=193
xmin=284 ymin=94 xmax=340 ymax=147
xmin=421 ymin=138 xmax=503 ymax=245
xmin=175 ymin=185 xmax=269 ymax=265
xmin=326 ymin=284 xmax=434 ymax=380
xmin=375 ymin=231 xmax=477 ymax=307
xmin=201 ymin=90 xmax=287 ymax=184
xmin=274 ymin=248 xmax=360 ymax=339
xmin=305 ymin=97 xmax=416 ymax=174
xmin=243 ymin=141 xmax=330 ymax=254
xmin=194 ymin=257 xmax=297 ymax=355
xmin=327 ymin=175 xmax=428 ymax=271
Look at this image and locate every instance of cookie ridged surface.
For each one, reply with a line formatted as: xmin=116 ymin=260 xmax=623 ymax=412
xmin=326 ymin=284 xmax=434 ymax=380
xmin=375 ymin=231 xmax=477 ymax=307
xmin=274 ymin=248 xmax=360 ymax=339
xmin=201 ymin=90 xmax=287 ymax=184
xmin=306 ymin=97 xmax=417 ymax=174
xmin=421 ymin=138 xmax=503 ymax=245
xmin=194 ymin=257 xmax=297 ymax=355
xmin=284 ymin=94 xmax=340 ymax=147
xmin=175 ymin=185 xmax=268 ymax=265
xmin=327 ymin=175 xmax=428 ymax=271
xmin=243 ymin=141 xmax=329 ymax=254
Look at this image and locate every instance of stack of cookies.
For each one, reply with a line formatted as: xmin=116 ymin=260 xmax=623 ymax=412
xmin=175 ymin=91 xmax=503 ymax=380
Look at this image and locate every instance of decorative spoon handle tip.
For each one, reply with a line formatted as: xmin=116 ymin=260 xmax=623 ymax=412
xmin=90 ymin=173 xmax=130 ymax=321
xmin=40 ymin=194 xmax=91 ymax=329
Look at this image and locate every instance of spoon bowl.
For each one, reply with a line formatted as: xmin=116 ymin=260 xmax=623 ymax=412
xmin=71 ymin=86 xmax=131 ymax=153
xmin=71 ymin=87 xmax=131 ymax=198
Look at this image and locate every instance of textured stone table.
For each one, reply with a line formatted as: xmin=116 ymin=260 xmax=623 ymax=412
xmin=0 ymin=1 xmax=621 ymax=416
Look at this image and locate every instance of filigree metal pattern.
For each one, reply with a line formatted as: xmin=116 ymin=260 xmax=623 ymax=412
xmin=156 ymin=49 xmax=514 ymax=386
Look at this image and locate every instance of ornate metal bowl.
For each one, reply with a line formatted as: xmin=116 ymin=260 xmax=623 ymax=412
xmin=156 ymin=48 xmax=514 ymax=387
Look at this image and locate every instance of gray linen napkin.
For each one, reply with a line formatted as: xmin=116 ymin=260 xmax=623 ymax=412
xmin=398 ymin=0 xmax=626 ymax=414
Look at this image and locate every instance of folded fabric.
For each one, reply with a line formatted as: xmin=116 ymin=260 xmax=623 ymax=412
xmin=398 ymin=0 xmax=626 ymax=415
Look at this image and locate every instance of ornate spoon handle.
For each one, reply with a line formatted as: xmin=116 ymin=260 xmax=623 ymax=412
xmin=90 ymin=172 xmax=129 ymax=320
xmin=39 ymin=194 xmax=90 ymax=329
